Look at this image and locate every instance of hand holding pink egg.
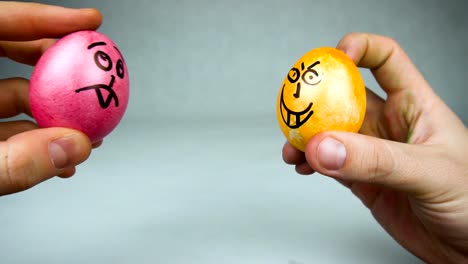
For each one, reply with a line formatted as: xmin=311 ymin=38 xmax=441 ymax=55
xmin=29 ymin=30 xmax=130 ymax=143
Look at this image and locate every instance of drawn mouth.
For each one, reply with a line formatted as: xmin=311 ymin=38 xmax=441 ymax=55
xmin=280 ymin=85 xmax=314 ymax=129
xmin=75 ymin=75 xmax=119 ymax=109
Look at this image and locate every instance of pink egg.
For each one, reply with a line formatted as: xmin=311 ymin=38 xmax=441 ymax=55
xmin=29 ymin=30 xmax=129 ymax=143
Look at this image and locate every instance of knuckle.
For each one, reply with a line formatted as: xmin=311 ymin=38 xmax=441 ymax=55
xmin=338 ymin=32 xmax=366 ymax=48
xmin=15 ymin=120 xmax=38 ymax=131
xmin=383 ymin=35 xmax=400 ymax=46
xmin=345 ymin=32 xmax=368 ymax=40
xmin=383 ymin=36 xmax=405 ymax=57
xmin=3 ymin=77 xmax=29 ymax=92
xmin=342 ymin=32 xmax=361 ymax=41
xmin=2 ymin=77 xmax=30 ymax=115
xmin=0 ymin=144 xmax=35 ymax=194
xmin=11 ymin=77 xmax=28 ymax=83
xmin=362 ymin=141 xmax=395 ymax=183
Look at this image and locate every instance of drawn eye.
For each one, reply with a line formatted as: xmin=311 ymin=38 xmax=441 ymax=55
xmin=116 ymin=59 xmax=124 ymax=79
xmin=287 ymin=68 xmax=300 ymax=83
xmin=94 ymin=51 xmax=112 ymax=71
xmin=301 ymin=62 xmax=322 ymax=85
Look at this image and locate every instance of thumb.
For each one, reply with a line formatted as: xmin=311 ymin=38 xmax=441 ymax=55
xmin=0 ymin=128 xmax=92 ymax=195
xmin=305 ymin=131 xmax=444 ymax=195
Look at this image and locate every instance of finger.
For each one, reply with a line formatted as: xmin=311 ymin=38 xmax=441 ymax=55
xmin=0 ymin=2 xmax=102 ymax=41
xmin=341 ymin=34 xmax=465 ymax=143
xmin=336 ymin=32 xmax=432 ymax=96
xmin=363 ymin=87 xmax=385 ymax=118
xmin=0 ymin=128 xmax=92 ymax=196
xmin=58 ymin=167 xmax=76 ymax=179
xmin=335 ymin=179 xmax=353 ymax=189
xmin=0 ymin=121 xmax=38 ymax=140
xmin=0 ymin=78 xmax=31 ymax=117
xmin=282 ymin=142 xmax=315 ymax=174
xmin=282 ymin=142 xmax=306 ymax=165
xmin=359 ymin=87 xmax=388 ymax=137
xmin=295 ymin=162 xmax=315 ymax=175
xmin=304 ymin=131 xmax=450 ymax=196
xmin=350 ymin=182 xmax=383 ymax=209
xmin=0 ymin=39 xmax=56 ymax=66
xmin=92 ymin=140 xmax=103 ymax=149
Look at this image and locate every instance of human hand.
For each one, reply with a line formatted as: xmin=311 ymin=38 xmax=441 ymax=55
xmin=0 ymin=2 xmax=102 ymax=195
xmin=282 ymin=33 xmax=468 ymax=263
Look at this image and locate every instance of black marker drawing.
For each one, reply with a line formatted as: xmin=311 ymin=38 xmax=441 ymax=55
xmin=114 ymin=46 xmax=126 ymax=63
xmin=113 ymin=46 xmax=126 ymax=79
xmin=87 ymin=42 xmax=106 ymax=49
xmin=293 ymin=82 xmax=302 ymax=98
xmin=94 ymin=50 xmax=112 ymax=71
xmin=280 ymin=60 xmax=321 ymax=129
xmin=301 ymin=61 xmax=321 ymax=85
xmin=116 ymin=59 xmax=125 ymax=79
xmin=280 ymin=84 xmax=314 ymax=129
xmin=76 ymin=41 xmax=123 ymax=109
xmin=288 ymin=67 xmax=300 ymax=83
xmin=75 ymin=75 xmax=119 ymax=109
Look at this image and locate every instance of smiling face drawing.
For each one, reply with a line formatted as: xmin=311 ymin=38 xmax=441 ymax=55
xmin=279 ymin=60 xmax=322 ymax=129
xmin=29 ymin=30 xmax=130 ymax=143
xmin=276 ymin=47 xmax=366 ymax=151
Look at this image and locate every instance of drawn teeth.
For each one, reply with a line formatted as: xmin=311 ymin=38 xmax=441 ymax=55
xmin=283 ymin=111 xmax=304 ymax=127
xmin=295 ymin=113 xmax=301 ymax=126
xmin=282 ymin=101 xmax=303 ymax=127
xmin=288 ymin=112 xmax=298 ymax=126
xmin=279 ymin=87 xmax=314 ymax=129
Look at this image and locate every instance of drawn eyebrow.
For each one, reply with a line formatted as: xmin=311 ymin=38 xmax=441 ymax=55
xmin=113 ymin=46 xmax=125 ymax=62
xmin=87 ymin=42 xmax=107 ymax=49
xmin=309 ymin=61 xmax=320 ymax=68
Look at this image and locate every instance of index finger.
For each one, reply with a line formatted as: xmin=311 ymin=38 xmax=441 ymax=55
xmin=0 ymin=39 xmax=56 ymax=65
xmin=336 ymin=32 xmax=432 ymax=96
xmin=0 ymin=2 xmax=102 ymax=41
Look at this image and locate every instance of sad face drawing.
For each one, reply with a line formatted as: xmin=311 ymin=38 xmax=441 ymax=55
xmin=29 ymin=30 xmax=130 ymax=143
xmin=74 ymin=41 xmax=126 ymax=109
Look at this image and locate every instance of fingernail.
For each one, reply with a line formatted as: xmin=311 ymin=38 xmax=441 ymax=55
xmin=317 ymin=137 xmax=347 ymax=171
xmin=49 ymin=135 xmax=80 ymax=169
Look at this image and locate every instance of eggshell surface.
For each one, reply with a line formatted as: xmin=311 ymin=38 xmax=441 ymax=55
xmin=29 ymin=30 xmax=129 ymax=143
xmin=276 ymin=47 xmax=366 ymax=152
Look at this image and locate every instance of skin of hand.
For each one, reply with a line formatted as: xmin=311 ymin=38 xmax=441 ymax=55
xmin=282 ymin=33 xmax=468 ymax=263
xmin=0 ymin=2 xmax=103 ymax=195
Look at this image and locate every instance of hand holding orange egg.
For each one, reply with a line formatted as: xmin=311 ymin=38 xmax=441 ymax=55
xmin=276 ymin=47 xmax=366 ymax=152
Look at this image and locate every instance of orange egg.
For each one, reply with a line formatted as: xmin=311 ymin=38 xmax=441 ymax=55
xmin=276 ymin=47 xmax=366 ymax=152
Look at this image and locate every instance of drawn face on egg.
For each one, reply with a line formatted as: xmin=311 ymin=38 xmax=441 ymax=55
xmin=75 ymin=41 xmax=126 ymax=109
xmin=276 ymin=47 xmax=366 ymax=152
xmin=279 ymin=60 xmax=322 ymax=129
xmin=29 ymin=30 xmax=130 ymax=143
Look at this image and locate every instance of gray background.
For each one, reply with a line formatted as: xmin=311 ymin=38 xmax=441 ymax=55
xmin=0 ymin=0 xmax=467 ymax=263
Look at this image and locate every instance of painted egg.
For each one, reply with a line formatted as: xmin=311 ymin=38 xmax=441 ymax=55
xmin=29 ymin=30 xmax=129 ymax=143
xmin=276 ymin=47 xmax=366 ymax=152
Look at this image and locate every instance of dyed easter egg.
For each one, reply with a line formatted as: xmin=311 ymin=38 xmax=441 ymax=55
xmin=29 ymin=30 xmax=129 ymax=143
xmin=276 ymin=47 xmax=366 ymax=152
